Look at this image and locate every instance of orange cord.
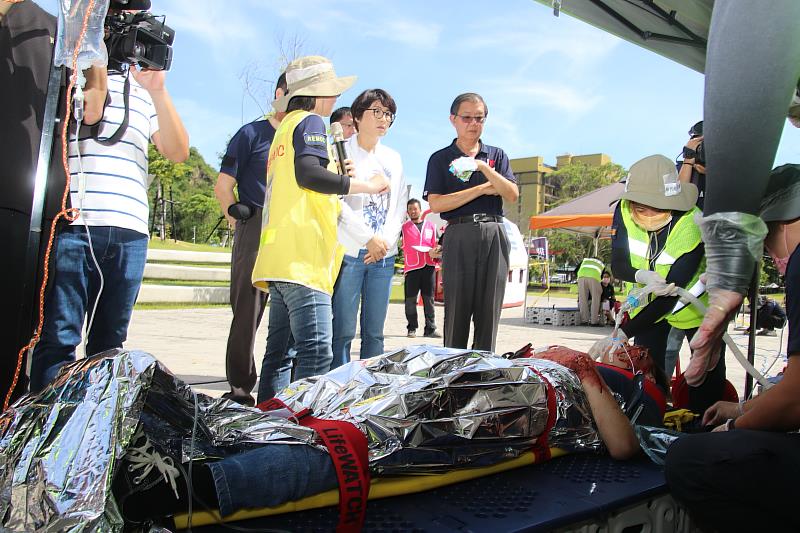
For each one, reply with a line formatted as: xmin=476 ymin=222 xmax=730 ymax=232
xmin=3 ymin=0 xmax=96 ymax=411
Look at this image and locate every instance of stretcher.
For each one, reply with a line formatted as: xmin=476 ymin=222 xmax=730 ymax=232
xmin=179 ymin=452 xmax=691 ymax=532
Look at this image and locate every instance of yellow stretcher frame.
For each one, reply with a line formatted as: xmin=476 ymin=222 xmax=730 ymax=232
xmin=174 ymin=447 xmax=568 ymax=529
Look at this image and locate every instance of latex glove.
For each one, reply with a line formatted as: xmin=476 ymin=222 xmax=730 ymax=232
xmin=686 ymin=286 xmax=740 ymax=386
xmin=634 ymin=269 xmax=678 ymax=296
xmin=588 ymin=328 xmax=629 ymax=360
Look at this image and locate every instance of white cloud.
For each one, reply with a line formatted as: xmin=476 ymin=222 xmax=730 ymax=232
xmin=461 ymin=11 xmax=620 ymax=75
xmin=159 ymin=1 xmax=263 ymax=64
xmin=364 ymin=18 xmax=442 ymax=48
xmin=264 ymin=3 xmax=441 ymax=49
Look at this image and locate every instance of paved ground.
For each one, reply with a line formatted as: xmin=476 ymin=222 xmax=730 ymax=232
xmin=124 ymin=293 xmax=788 ymax=400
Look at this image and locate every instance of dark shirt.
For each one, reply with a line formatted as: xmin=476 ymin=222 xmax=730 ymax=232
xmin=678 ymin=162 xmax=706 ymax=209
xmin=292 ymin=115 xmax=349 ymax=195
xmin=786 ymin=246 xmax=800 ymax=356
xmin=611 ymin=205 xmax=705 ymax=337
xmin=423 ymin=140 xmax=516 ymax=220
xmin=596 ymin=364 xmax=664 ymax=427
xmin=219 ymin=120 xmax=276 ymax=208
xmin=601 ymin=283 xmax=615 ymax=303
xmin=0 ymin=1 xmax=64 ymax=217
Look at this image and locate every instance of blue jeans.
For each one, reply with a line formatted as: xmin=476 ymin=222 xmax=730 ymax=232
xmin=258 ymin=282 xmax=333 ymax=401
xmin=207 ymin=444 xmax=337 ymax=517
xmin=331 ymin=252 xmax=395 ymax=368
xmin=29 ymin=225 xmax=148 ymax=392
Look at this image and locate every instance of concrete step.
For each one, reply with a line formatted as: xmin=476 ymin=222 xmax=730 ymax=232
xmin=147 ymin=248 xmax=231 ymax=264
xmin=137 ymin=284 xmax=230 ymax=304
xmin=144 ymin=263 xmax=230 ymax=282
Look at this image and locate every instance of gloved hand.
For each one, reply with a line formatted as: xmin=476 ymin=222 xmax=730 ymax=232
xmin=588 ymin=328 xmax=629 ymax=360
xmin=634 ymin=269 xmax=678 ymax=296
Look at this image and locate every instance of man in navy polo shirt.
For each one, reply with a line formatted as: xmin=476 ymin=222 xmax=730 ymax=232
xmin=423 ymin=93 xmax=519 ymax=351
xmin=214 ymin=73 xmax=287 ymax=406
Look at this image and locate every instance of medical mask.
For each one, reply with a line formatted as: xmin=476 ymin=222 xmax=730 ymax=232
xmin=632 ymin=210 xmax=672 ymax=232
xmin=767 ymin=225 xmax=791 ymax=276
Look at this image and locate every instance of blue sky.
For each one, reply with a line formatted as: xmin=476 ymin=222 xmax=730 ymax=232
xmin=41 ymin=0 xmax=800 ymax=200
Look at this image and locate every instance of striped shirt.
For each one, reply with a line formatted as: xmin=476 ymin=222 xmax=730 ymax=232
xmin=68 ymin=73 xmax=159 ymax=236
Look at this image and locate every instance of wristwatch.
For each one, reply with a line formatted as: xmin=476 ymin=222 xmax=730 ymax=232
xmin=725 ymin=418 xmax=737 ymax=431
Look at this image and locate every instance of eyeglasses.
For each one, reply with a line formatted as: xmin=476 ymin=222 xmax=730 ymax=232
xmin=455 ymin=115 xmax=486 ymax=124
xmin=367 ymin=108 xmax=395 ymax=123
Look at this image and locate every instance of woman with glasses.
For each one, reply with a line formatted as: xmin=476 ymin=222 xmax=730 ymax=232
xmin=331 ymin=89 xmax=407 ymax=368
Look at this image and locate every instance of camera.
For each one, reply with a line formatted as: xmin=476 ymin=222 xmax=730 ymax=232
xmin=105 ymin=10 xmax=175 ymax=71
xmin=683 ymin=120 xmax=705 ymax=165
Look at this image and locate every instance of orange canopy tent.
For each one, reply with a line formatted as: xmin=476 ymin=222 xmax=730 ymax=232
xmin=529 ymin=181 xmax=625 ymax=241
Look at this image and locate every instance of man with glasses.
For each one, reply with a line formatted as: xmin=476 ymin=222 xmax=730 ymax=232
xmin=330 ymin=107 xmax=356 ymax=140
xmin=423 ymin=93 xmax=519 ymax=351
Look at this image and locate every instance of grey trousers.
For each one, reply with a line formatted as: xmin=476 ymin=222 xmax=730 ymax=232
xmin=225 ymin=209 xmax=268 ymax=397
xmin=577 ymin=277 xmax=602 ymax=325
xmin=442 ymin=221 xmax=509 ymax=351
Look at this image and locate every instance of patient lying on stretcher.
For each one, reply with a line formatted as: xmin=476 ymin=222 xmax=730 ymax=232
xmin=531 ymin=344 xmax=667 ymax=460
xmin=109 ymin=344 xmax=666 ymax=526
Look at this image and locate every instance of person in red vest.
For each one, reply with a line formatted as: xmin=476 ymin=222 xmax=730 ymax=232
xmin=401 ymin=199 xmax=441 ymax=338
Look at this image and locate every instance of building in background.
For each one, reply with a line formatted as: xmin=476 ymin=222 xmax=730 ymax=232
xmin=504 ymin=153 xmax=612 ymax=232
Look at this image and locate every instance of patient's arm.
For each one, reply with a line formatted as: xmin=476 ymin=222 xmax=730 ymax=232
xmin=535 ymin=348 xmax=640 ymax=460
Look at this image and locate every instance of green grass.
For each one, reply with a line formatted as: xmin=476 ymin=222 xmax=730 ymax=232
xmin=148 ymin=239 xmax=231 ymax=253
xmin=148 ymin=260 xmax=230 ymax=268
xmin=142 ymin=279 xmax=230 ymax=287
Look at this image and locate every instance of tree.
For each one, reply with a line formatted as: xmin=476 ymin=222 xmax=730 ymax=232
xmin=548 ymin=161 xmax=626 ymax=207
xmin=147 ymin=145 xmax=221 ymax=242
xmin=539 ymin=161 xmax=626 ymax=267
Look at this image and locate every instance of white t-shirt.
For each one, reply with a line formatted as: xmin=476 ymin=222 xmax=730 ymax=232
xmin=69 ymin=73 xmax=159 ymax=236
xmin=338 ymin=134 xmax=407 ymax=257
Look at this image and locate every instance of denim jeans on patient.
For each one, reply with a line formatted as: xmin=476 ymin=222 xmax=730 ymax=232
xmin=331 ymin=252 xmax=395 ymax=368
xmin=29 ymin=225 xmax=148 ymax=392
xmin=206 ymin=444 xmax=337 ymax=517
xmin=258 ymin=281 xmax=333 ymax=402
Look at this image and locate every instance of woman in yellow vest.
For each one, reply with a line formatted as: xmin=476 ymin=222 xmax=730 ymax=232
xmin=590 ymin=154 xmax=725 ymax=415
xmin=251 ymin=56 xmax=389 ymax=401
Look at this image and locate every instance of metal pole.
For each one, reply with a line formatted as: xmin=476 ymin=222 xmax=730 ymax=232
xmin=745 ymin=262 xmax=760 ymax=399
xmin=16 ymin=62 xmax=63 ymax=385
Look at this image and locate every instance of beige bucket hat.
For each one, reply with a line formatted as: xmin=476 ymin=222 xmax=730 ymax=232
xmin=621 ymin=154 xmax=698 ymax=211
xmin=272 ymin=55 xmax=357 ymax=113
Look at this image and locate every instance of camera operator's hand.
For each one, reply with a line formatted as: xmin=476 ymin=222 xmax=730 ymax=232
xmin=131 ymin=66 xmax=166 ymax=93
xmin=133 ymin=66 xmax=190 ymax=163
xmin=683 ymin=135 xmax=704 ymax=163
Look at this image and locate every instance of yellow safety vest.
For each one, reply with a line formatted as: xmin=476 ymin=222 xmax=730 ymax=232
xmin=577 ymin=257 xmax=604 ymax=281
xmin=621 ymin=200 xmax=708 ymax=330
xmin=252 ymin=110 xmax=343 ymax=296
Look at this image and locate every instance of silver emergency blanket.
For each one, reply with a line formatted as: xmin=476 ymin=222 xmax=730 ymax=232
xmin=277 ymin=345 xmax=603 ymax=473
xmin=0 ymin=346 xmax=602 ymax=532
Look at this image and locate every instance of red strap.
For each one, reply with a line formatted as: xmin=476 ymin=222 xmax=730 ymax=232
xmin=528 ymin=368 xmax=558 ymax=463
xmin=257 ymin=398 xmax=370 ymax=533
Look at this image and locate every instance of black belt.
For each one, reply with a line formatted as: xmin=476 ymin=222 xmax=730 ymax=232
xmin=448 ymin=214 xmax=503 ymax=225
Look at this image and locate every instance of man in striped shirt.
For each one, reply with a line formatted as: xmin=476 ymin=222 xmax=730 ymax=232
xmin=29 ymin=20 xmax=189 ymax=391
